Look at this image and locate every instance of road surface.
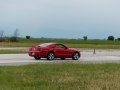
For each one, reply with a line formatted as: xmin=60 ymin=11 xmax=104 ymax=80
xmin=0 ymin=49 xmax=120 ymax=66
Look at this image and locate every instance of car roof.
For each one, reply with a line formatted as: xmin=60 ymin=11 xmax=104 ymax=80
xmin=38 ymin=43 xmax=56 ymax=47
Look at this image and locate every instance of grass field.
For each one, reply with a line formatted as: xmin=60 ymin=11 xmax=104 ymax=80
xmin=0 ymin=50 xmax=26 ymax=54
xmin=0 ymin=64 xmax=120 ymax=90
xmin=0 ymin=38 xmax=120 ymax=49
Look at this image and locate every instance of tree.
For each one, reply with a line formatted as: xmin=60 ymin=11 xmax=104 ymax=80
xmin=14 ymin=28 xmax=19 ymax=38
xmin=83 ymin=36 xmax=87 ymax=40
xmin=0 ymin=30 xmax=4 ymax=38
xmin=118 ymin=38 xmax=120 ymax=41
xmin=107 ymin=36 xmax=114 ymax=41
xmin=26 ymin=36 xmax=30 ymax=39
xmin=10 ymin=29 xmax=19 ymax=42
xmin=0 ymin=30 xmax=5 ymax=42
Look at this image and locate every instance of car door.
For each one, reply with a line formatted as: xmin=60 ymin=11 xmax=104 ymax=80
xmin=55 ymin=44 xmax=70 ymax=57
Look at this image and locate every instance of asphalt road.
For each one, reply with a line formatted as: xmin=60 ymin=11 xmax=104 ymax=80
xmin=0 ymin=49 xmax=120 ymax=66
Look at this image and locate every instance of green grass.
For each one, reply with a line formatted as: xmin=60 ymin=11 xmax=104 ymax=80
xmin=0 ymin=50 xmax=26 ymax=54
xmin=0 ymin=38 xmax=120 ymax=49
xmin=19 ymin=38 xmax=120 ymax=45
xmin=0 ymin=64 xmax=120 ymax=90
xmin=0 ymin=42 xmax=120 ymax=49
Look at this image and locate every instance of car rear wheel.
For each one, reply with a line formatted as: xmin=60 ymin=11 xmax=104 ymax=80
xmin=72 ymin=52 xmax=80 ymax=60
xmin=47 ymin=52 xmax=54 ymax=60
xmin=61 ymin=58 xmax=65 ymax=60
xmin=34 ymin=56 xmax=41 ymax=60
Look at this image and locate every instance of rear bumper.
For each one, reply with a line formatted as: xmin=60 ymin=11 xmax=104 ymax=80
xmin=28 ymin=51 xmax=42 ymax=57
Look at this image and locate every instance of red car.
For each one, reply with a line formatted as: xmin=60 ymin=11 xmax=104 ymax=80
xmin=28 ymin=43 xmax=80 ymax=60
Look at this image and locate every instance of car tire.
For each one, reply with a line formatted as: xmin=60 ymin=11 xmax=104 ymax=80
xmin=47 ymin=52 xmax=54 ymax=60
xmin=72 ymin=52 xmax=80 ymax=60
xmin=61 ymin=58 xmax=65 ymax=60
xmin=34 ymin=56 xmax=41 ymax=60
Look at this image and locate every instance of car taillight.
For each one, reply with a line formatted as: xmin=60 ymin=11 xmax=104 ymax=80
xmin=29 ymin=47 xmax=41 ymax=51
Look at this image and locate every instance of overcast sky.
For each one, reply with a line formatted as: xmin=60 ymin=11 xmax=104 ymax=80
xmin=0 ymin=0 xmax=120 ymax=39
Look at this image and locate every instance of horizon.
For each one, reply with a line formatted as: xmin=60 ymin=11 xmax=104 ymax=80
xmin=2 ymin=35 xmax=118 ymax=40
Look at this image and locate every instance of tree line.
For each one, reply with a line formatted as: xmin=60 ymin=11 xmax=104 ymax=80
xmin=83 ymin=36 xmax=120 ymax=41
xmin=0 ymin=29 xmax=119 ymax=42
xmin=0 ymin=29 xmax=31 ymax=42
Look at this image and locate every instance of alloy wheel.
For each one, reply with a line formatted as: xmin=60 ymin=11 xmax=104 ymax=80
xmin=72 ymin=53 xmax=79 ymax=60
xmin=47 ymin=53 xmax=54 ymax=60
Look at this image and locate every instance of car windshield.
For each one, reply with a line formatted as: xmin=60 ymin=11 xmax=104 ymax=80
xmin=38 ymin=43 xmax=54 ymax=47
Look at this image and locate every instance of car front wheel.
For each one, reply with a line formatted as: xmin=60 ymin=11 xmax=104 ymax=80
xmin=34 ymin=56 xmax=41 ymax=60
xmin=72 ymin=52 xmax=80 ymax=60
xmin=47 ymin=52 xmax=54 ymax=60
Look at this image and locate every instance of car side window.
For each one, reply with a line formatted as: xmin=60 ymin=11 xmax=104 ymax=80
xmin=56 ymin=44 xmax=66 ymax=48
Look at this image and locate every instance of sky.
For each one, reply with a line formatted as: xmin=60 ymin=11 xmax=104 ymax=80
xmin=0 ymin=0 xmax=120 ymax=39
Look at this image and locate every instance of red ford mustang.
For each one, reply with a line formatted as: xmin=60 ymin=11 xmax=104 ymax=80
xmin=28 ymin=43 xmax=80 ymax=60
